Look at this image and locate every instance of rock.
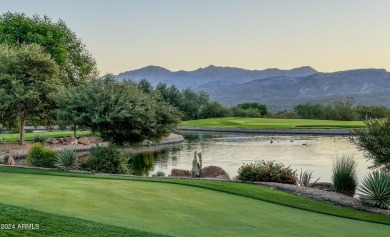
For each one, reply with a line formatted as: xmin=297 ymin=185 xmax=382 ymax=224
xmin=78 ymin=137 xmax=91 ymax=145
xmin=310 ymin=182 xmax=333 ymax=191
xmin=47 ymin=138 xmax=60 ymax=144
xmin=201 ymin=166 xmax=230 ymax=180
xmin=63 ymin=136 xmax=78 ymax=145
xmin=170 ymin=169 xmax=191 ymax=177
xmin=84 ymin=136 xmax=101 ymax=144
xmin=5 ymin=155 xmax=15 ymax=166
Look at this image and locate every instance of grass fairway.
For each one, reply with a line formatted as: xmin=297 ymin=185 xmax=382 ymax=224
xmin=181 ymin=117 xmax=365 ymax=129
xmin=0 ymin=168 xmax=389 ymax=236
xmin=0 ymin=131 xmax=92 ymax=142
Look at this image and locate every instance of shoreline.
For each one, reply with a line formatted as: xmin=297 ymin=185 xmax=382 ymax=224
xmin=178 ymin=126 xmax=353 ymax=136
xmin=0 ymin=133 xmax=184 ymax=159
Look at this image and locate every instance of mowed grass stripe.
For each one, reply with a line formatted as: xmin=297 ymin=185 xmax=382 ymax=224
xmin=0 ymin=202 xmax=170 ymax=237
xmin=181 ymin=117 xmax=365 ymax=129
xmin=0 ymin=168 xmax=389 ymax=237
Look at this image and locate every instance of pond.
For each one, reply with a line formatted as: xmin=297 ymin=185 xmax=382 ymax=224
xmin=129 ymin=132 xmax=371 ymax=182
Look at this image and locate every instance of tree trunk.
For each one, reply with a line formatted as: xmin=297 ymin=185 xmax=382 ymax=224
xmin=73 ymin=124 xmax=77 ymax=137
xmin=19 ymin=116 xmax=25 ymax=145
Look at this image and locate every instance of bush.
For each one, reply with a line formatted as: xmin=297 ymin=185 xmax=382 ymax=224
xmin=152 ymin=171 xmax=166 ymax=177
xmin=237 ymin=160 xmax=297 ymax=184
xmin=84 ymin=145 xmax=128 ymax=174
xmin=332 ymin=154 xmax=358 ymax=196
xmin=358 ymin=171 xmax=390 ymax=209
xmin=26 ymin=143 xmax=58 ymax=168
xmin=33 ymin=135 xmax=46 ymax=143
xmin=0 ymin=155 xmax=4 ymax=164
xmin=56 ymin=148 xmax=77 ymax=170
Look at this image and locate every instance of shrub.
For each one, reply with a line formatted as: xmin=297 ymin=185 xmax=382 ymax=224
xmin=237 ymin=160 xmax=297 ymax=184
xmin=332 ymin=154 xmax=358 ymax=196
xmin=26 ymin=143 xmax=58 ymax=168
xmin=56 ymin=149 xmax=77 ymax=170
xmin=84 ymin=144 xmax=128 ymax=174
xmin=0 ymin=155 xmax=4 ymax=164
xmin=358 ymin=171 xmax=390 ymax=209
xmin=299 ymin=168 xmax=320 ymax=187
xmin=34 ymin=135 xmax=46 ymax=143
xmin=152 ymin=171 xmax=166 ymax=177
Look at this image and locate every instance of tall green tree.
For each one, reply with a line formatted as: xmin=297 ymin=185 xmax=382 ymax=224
xmin=58 ymin=76 xmax=181 ymax=145
xmin=350 ymin=118 xmax=390 ymax=170
xmin=0 ymin=12 xmax=98 ymax=85
xmin=0 ymin=44 xmax=61 ymax=144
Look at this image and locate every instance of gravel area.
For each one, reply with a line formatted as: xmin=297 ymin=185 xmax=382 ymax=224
xmin=256 ymin=182 xmax=390 ymax=215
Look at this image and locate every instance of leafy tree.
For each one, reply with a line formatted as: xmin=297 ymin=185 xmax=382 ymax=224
xmin=0 ymin=44 xmax=61 ymax=144
xmin=350 ymin=118 xmax=390 ymax=170
xmin=294 ymin=103 xmax=326 ymax=119
xmin=55 ymin=84 xmax=90 ymax=137
xmin=65 ymin=76 xmax=181 ymax=145
xmin=199 ymin=102 xmax=231 ymax=119
xmin=0 ymin=12 xmax=98 ymax=85
xmin=236 ymin=103 xmax=268 ymax=117
xmin=356 ymin=105 xmax=390 ymax=120
xmin=137 ymin=79 xmax=154 ymax=94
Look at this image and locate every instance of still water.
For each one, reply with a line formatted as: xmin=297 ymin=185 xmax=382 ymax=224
xmin=129 ymin=132 xmax=370 ymax=182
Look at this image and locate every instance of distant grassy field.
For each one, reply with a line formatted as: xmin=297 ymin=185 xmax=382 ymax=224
xmin=0 ymin=167 xmax=389 ymax=237
xmin=181 ymin=117 xmax=365 ymax=129
xmin=0 ymin=131 xmax=92 ymax=142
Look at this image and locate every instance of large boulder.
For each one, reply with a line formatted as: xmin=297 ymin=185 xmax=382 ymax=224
xmin=201 ymin=166 xmax=230 ymax=180
xmin=78 ymin=137 xmax=91 ymax=145
xmin=170 ymin=169 xmax=191 ymax=177
xmin=63 ymin=136 xmax=78 ymax=145
xmin=5 ymin=155 xmax=15 ymax=166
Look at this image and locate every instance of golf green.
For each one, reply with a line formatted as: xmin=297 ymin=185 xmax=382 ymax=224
xmin=0 ymin=172 xmax=388 ymax=237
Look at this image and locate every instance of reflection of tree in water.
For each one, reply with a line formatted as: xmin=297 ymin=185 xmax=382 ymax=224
xmin=128 ymin=150 xmax=171 ymax=176
xmin=180 ymin=132 xmax=220 ymax=151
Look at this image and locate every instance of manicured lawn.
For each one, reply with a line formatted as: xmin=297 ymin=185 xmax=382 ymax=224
xmin=181 ymin=117 xmax=365 ymax=129
xmin=0 ymin=203 xmax=168 ymax=237
xmin=0 ymin=167 xmax=389 ymax=237
xmin=0 ymin=131 xmax=92 ymax=142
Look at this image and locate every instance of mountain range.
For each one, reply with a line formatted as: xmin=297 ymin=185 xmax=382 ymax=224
xmin=115 ymin=65 xmax=390 ymax=112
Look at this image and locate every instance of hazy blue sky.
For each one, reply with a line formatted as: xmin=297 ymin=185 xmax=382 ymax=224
xmin=2 ymin=0 xmax=390 ymax=74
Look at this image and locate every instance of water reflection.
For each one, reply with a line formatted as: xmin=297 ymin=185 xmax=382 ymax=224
xmin=128 ymin=132 xmax=370 ymax=182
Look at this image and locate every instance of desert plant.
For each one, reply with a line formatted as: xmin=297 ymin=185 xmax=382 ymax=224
xmin=299 ymin=168 xmax=320 ymax=187
xmin=84 ymin=144 xmax=128 ymax=174
xmin=191 ymin=151 xmax=202 ymax=178
xmin=237 ymin=160 xmax=297 ymax=184
xmin=332 ymin=154 xmax=358 ymax=196
xmin=26 ymin=143 xmax=58 ymax=168
xmin=56 ymin=148 xmax=77 ymax=170
xmin=358 ymin=171 xmax=390 ymax=209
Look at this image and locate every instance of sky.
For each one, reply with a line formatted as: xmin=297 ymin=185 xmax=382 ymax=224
xmin=2 ymin=0 xmax=390 ymax=75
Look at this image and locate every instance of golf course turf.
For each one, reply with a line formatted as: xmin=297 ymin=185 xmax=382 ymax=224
xmin=181 ymin=117 xmax=365 ymax=129
xmin=0 ymin=131 xmax=92 ymax=143
xmin=0 ymin=167 xmax=389 ymax=236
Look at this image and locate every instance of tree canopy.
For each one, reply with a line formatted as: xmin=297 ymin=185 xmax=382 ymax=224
xmin=0 ymin=43 xmax=61 ymax=144
xmin=350 ymin=118 xmax=390 ymax=170
xmin=0 ymin=12 xmax=98 ymax=85
xmin=57 ymin=76 xmax=181 ymax=145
